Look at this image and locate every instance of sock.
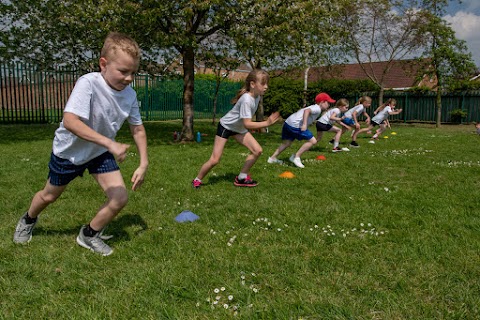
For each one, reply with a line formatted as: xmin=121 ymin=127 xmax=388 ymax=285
xmin=334 ymin=141 xmax=339 ymax=148
xmin=24 ymin=212 xmax=37 ymax=224
xmin=194 ymin=177 xmax=201 ymax=182
xmin=83 ymin=224 xmax=99 ymax=237
xmin=238 ymin=173 xmax=248 ymax=180
xmin=372 ymin=134 xmax=378 ymax=139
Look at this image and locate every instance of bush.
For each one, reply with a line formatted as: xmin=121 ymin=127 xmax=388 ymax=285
xmin=449 ymin=108 xmax=468 ymax=123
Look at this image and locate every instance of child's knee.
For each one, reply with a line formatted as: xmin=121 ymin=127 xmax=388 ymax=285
xmin=252 ymin=146 xmax=263 ymax=157
xmin=109 ymin=187 xmax=129 ymax=210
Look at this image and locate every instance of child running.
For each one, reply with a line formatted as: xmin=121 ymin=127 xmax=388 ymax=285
xmin=13 ymin=33 xmax=148 ymax=256
xmin=192 ymin=69 xmax=280 ymax=188
xmin=342 ymin=96 xmax=372 ymax=148
xmin=316 ymin=98 xmax=351 ymax=152
xmin=353 ymin=98 xmax=402 ymax=144
xmin=267 ymin=92 xmax=335 ymax=168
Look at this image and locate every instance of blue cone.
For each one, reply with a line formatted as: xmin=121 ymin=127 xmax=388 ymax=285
xmin=175 ymin=210 xmax=200 ymax=223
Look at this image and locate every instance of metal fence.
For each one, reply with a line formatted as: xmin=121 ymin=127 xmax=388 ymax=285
xmin=1 ymin=63 xmax=479 ymax=124
xmin=0 ymin=63 xmax=242 ymax=124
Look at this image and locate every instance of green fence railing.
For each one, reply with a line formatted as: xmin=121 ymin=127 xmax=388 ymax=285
xmin=1 ymin=63 xmax=479 ymax=124
xmin=0 ymin=63 xmax=242 ymax=124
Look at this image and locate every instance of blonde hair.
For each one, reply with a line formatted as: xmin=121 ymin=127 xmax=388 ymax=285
xmin=231 ymin=69 xmax=269 ymax=104
xmin=335 ymin=98 xmax=349 ymax=108
xmin=101 ymin=32 xmax=141 ymax=62
xmin=355 ymin=96 xmax=372 ymax=106
xmin=378 ymin=98 xmax=397 ymax=112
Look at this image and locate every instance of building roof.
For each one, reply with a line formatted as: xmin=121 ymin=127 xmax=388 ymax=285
xmin=305 ymin=59 xmax=433 ymax=90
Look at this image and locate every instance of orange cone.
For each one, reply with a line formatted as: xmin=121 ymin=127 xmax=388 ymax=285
xmin=279 ymin=171 xmax=295 ymax=178
xmin=316 ymin=155 xmax=326 ymax=161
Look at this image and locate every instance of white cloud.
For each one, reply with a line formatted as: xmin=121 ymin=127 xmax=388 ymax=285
xmin=444 ymin=11 xmax=480 ymax=67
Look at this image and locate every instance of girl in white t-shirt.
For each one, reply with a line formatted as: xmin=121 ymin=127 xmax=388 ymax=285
xmin=316 ymin=98 xmax=351 ymax=152
xmin=192 ymin=69 xmax=280 ymax=188
xmin=267 ymin=92 xmax=335 ymax=168
xmin=342 ymin=96 xmax=372 ymax=148
xmin=354 ymin=98 xmax=402 ymax=144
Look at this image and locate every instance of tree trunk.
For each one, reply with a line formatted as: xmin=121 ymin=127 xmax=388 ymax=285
xmin=436 ymin=88 xmax=442 ymax=128
xmin=182 ymin=46 xmax=195 ymax=141
xmin=303 ymin=67 xmax=310 ymax=107
xmin=212 ymin=77 xmax=220 ymax=125
xmin=378 ymin=86 xmax=385 ymax=108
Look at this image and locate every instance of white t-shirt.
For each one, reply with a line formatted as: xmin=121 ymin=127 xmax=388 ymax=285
xmin=220 ymin=93 xmax=259 ymax=134
xmin=344 ymin=104 xmax=365 ymax=119
xmin=372 ymin=106 xmax=392 ymax=124
xmin=319 ymin=107 xmax=341 ymax=125
xmin=285 ymin=104 xmax=322 ymax=128
xmin=53 ymin=72 xmax=142 ymax=165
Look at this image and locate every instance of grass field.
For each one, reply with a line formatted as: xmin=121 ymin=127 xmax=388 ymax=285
xmin=1 ymin=120 xmax=479 ymax=319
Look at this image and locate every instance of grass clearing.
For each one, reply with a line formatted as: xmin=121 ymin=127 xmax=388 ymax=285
xmin=1 ymin=121 xmax=479 ymax=319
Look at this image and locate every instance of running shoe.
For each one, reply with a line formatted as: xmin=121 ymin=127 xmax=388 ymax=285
xmin=234 ymin=176 xmax=258 ymax=187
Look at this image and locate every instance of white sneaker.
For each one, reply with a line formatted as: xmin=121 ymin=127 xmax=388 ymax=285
xmin=289 ymin=154 xmax=305 ymax=168
xmin=267 ymin=157 xmax=283 ymax=164
xmin=368 ymin=140 xmax=375 ymax=144
xmin=341 ymin=147 xmax=350 ymax=152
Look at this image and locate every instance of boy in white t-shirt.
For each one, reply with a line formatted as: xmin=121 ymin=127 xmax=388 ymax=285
xmin=267 ymin=92 xmax=335 ymax=168
xmin=13 ymin=33 xmax=149 ymax=256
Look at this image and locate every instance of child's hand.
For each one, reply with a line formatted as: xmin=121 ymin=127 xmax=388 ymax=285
xmin=109 ymin=141 xmax=130 ymax=163
xmin=267 ymin=111 xmax=281 ymax=125
xmin=131 ymin=166 xmax=147 ymax=191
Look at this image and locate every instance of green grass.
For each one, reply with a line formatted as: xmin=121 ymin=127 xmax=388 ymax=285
xmin=1 ymin=121 xmax=479 ymax=319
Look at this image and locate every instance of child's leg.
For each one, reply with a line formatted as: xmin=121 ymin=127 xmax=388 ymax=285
xmin=270 ymin=140 xmax=294 ymax=159
xmin=196 ymin=135 xmax=228 ymax=180
xmin=373 ymin=124 xmax=386 ymax=138
xmin=27 ymin=181 xmax=67 ymax=218
xmin=234 ymin=132 xmax=262 ymax=175
xmin=352 ymin=125 xmax=373 ymax=141
xmin=330 ymin=126 xmax=342 ymax=148
xmin=295 ymin=137 xmax=317 ymax=158
xmin=90 ymin=171 xmax=127 ymax=231
xmin=316 ymin=131 xmax=325 ymax=142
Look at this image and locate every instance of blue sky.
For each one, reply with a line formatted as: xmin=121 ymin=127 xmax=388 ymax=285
xmin=444 ymin=0 xmax=480 ymax=67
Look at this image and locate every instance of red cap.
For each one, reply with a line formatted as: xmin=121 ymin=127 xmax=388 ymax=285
xmin=315 ymin=92 xmax=336 ymax=103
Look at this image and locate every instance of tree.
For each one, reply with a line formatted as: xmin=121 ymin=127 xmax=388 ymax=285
xmin=415 ymin=0 xmax=477 ymax=127
xmin=340 ymin=0 xmax=425 ymax=105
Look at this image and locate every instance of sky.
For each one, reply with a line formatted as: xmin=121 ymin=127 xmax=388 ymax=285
xmin=444 ymin=0 xmax=480 ymax=68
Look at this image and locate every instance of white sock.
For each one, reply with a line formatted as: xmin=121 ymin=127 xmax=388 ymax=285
xmin=238 ymin=173 xmax=248 ymax=180
xmin=194 ymin=177 xmax=201 ymax=182
xmin=334 ymin=141 xmax=339 ymax=148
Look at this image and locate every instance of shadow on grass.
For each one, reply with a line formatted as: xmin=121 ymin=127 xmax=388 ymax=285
xmin=203 ymin=172 xmax=237 ymax=186
xmin=34 ymin=213 xmax=148 ymax=243
xmin=0 ymin=120 xmax=220 ymax=146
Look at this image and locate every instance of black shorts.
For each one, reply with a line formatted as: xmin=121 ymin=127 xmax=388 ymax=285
xmin=216 ymin=123 xmax=241 ymax=139
xmin=315 ymin=122 xmax=333 ymax=132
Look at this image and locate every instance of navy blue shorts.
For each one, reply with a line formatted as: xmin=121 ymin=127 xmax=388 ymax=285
xmin=281 ymin=123 xmax=314 ymax=141
xmin=48 ymin=152 xmax=120 ymax=186
xmin=342 ymin=118 xmax=355 ymax=126
xmin=315 ymin=122 xmax=333 ymax=132
xmin=216 ymin=123 xmax=240 ymax=139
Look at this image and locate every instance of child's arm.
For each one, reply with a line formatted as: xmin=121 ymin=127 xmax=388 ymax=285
xmin=301 ymin=109 xmax=311 ymax=131
xmin=129 ymin=124 xmax=148 ymax=191
xmin=243 ymin=111 xmax=281 ymax=130
xmin=363 ymin=111 xmax=371 ymax=124
xmin=63 ymin=112 xmax=130 ymax=162
xmin=388 ymin=109 xmax=403 ymax=115
xmin=332 ymin=112 xmax=350 ymax=129
xmin=352 ymin=111 xmax=360 ymax=129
